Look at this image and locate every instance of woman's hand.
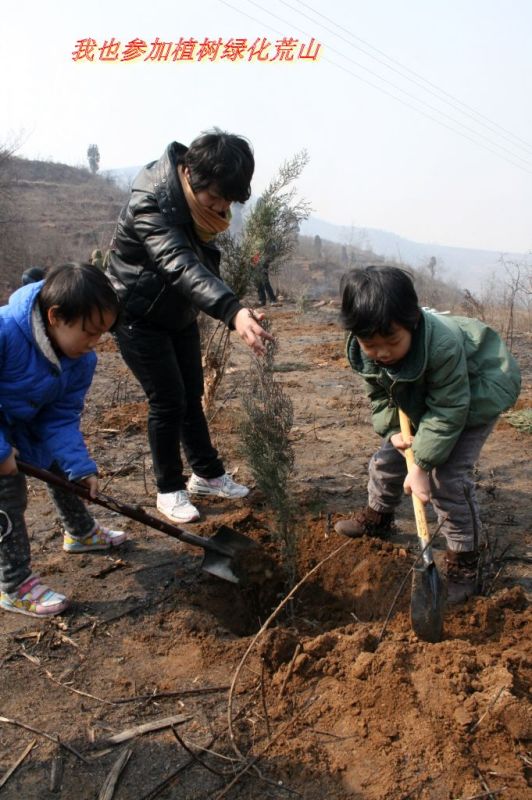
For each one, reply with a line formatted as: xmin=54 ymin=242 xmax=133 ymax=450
xmin=80 ymin=475 xmax=99 ymax=499
xmin=403 ymin=463 xmax=431 ymax=504
xmin=233 ymin=308 xmax=274 ymax=356
xmin=0 ymin=449 xmax=19 ymax=476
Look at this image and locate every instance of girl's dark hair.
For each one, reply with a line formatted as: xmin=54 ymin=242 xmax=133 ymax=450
xmin=340 ymin=265 xmax=421 ymax=336
xmin=21 ymin=266 xmax=46 ymax=286
xmin=183 ymin=129 xmax=254 ymax=203
xmin=39 ymin=262 xmax=120 ymax=326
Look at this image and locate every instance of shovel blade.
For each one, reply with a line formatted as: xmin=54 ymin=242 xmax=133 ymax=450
xmin=210 ymin=525 xmax=258 ymax=555
xmin=200 ymin=525 xmax=259 ymax=584
xmin=410 ymin=563 xmax=445 ymax=643
xmin=201 ymin=550 xmax=241 ymax=584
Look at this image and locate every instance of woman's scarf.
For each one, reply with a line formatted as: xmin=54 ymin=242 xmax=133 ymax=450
xmin=177 ymin=165 xmax=231 ymax=242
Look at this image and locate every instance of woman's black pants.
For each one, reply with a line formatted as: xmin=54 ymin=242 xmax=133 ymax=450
xmin=115 ymin=319 xmax=224 ymax=492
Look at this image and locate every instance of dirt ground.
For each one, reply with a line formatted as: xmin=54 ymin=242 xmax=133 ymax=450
xmin=0 ymin=304 xmax=530 ymax=800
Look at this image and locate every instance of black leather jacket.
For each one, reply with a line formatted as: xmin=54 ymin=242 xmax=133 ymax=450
xmin=107 ymin=142 xmax=242 ymax=331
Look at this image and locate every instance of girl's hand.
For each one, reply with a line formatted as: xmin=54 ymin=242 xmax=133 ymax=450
xmin=233 ymin=308 xmax=274 ymax=356
xmin=80 ymin=475 xmax=99 ymax=499
xmin=0 ymin=449 xmax=19 ymax=476
xmin=403 ymin=463 xmax=431 ymax=504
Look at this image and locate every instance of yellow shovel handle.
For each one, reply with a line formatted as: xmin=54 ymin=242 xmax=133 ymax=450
xmin=398 ymin=409 xmax=430 ymax=545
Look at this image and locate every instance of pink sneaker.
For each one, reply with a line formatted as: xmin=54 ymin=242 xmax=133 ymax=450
xmin=0 ymin=574 xmax=69 ymax=618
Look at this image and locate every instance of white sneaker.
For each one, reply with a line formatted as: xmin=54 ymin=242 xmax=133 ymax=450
xmin=187 ymin=472 xmax=250 ymax=499
xmin=157 ymin=490 xmax=200 ymax=523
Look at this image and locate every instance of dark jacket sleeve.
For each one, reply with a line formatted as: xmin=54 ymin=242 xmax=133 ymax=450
xmin=131 ymin=193 xmax=242 ymax=327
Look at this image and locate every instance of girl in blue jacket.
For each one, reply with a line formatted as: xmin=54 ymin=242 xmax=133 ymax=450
xmin=0 ymin=263 xmax=126 ymax=617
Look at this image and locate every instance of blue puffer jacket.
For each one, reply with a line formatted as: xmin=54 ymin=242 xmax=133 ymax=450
xmin=0 ymin=282 xmax=97 ymax=480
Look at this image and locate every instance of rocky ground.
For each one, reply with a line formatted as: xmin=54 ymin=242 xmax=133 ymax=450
xmin=0 ymin=303 xmax=530 ymax=799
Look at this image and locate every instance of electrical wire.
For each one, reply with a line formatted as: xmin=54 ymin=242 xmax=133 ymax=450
xmin=217 ymin=0 xmax=532 ymax=174
xmin=287 ymin=0 xmax=532 ymax=155
xmin=246 ymin=0 xmax=532 ymax=169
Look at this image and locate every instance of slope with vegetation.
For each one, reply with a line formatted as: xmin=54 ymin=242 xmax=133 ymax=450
xmin=0 ymin=152 xmax=126 ymax=299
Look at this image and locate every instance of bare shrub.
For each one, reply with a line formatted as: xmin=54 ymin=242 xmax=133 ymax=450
xmin=499 ymin=255 xmax=532 ymax=347
xmin=476 ymin=255 xmax=531 ymax=345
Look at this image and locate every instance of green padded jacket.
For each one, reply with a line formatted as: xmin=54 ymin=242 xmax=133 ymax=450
xmin=346 ymin=310 xmax=521 ymax=471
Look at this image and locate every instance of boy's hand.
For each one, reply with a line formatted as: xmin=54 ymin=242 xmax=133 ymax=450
xmin=79 ymin=475 xmax=99 ymax=499
xmin=0 ymin=449 xmax=19 ymax=476
xmin=403 ymin=463 xmax=431 ymax=504
xmin=233 ymin=308 xmax=274 ymax=356
xmin=391 ymin=432 xmax=413 ymax=451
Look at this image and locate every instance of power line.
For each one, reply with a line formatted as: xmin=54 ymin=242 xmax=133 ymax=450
xmin=244 ymin=0 xmax=532 ymax=170
xmin=217 ymin=0 xmax=532 ymax=174
xmin=288 ymin=0 xmax=532 ymax=155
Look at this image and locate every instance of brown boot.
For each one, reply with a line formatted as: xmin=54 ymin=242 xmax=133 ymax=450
xmin=334 ymin=507 xmax=394 ymax=539
xmin=445 ymin=550 xmax=479 ymax=604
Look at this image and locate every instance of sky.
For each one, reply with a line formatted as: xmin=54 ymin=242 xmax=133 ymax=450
xmin=3 ymin=0 xmax=531 ymax=254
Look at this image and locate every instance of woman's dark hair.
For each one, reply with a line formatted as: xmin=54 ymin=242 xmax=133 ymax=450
xmin=39 ymin=262 xmax=120 ymax=326
xmin=184 ymin=129 xmax=254 ymax=203
xmin=340 ymin=266 xmax=421 ymax=336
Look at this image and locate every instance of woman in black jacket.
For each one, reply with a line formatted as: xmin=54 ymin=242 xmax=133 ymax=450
xmin=107 ymin=131 xmax=272 ymax=523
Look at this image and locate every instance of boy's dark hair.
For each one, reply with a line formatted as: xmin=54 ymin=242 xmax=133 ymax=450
xmin=183 ymin=129 xmax=254 ymax=203
xmin=340 ymin=266 xmax=421 ymax=337
xmin=39 ymin=262 xmax=120 ymax=326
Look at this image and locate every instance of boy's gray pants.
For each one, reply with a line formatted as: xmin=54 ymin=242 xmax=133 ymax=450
xmin=0 ymin=466 xmax=95 ymax=593
xmin=367 ymin=421 xmax=496 ymax=553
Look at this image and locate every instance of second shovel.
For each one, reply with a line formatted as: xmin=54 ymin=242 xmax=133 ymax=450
xmin=398 ymin=410 xmax=445 ymax=643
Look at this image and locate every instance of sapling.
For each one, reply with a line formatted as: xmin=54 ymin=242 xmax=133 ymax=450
xmin=240 ymin=321 xmax=298 ymax=583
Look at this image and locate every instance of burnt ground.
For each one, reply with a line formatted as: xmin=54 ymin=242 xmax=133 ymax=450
xmin=0 ymin=303 xmax=530 ymax=800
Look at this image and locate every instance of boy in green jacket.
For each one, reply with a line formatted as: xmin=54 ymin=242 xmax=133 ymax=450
xmin=335 ymin=266 xmax=521 ymax=603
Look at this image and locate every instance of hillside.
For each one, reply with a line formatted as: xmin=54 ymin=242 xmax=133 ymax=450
xmin=275 ymin=238 xmax=463 ymax=311
xmin=104 ymin=165 xmax=526 ymax=292
xmin=300 ymin=217 xmax=527 ymax=293
xmin=0 ymin=157 xmax=127 ymax=298
xmin=0 ymin=156 xmax=496 ymax=312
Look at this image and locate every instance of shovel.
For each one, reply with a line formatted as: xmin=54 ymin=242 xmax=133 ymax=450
xmin=17 ymin=461 xmax=259 ymax=585
xmin=398 ymin=411 xmax=445 ymax=643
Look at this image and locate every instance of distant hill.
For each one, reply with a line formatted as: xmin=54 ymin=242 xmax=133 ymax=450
xmin=1 ymin=157 xmax=127 ymax=298
xmin=102 ymin=165 xmax=142 ymax=190
xmin=300 ymin=218 xmax=526 ymax=292
xmin=3 ymin=157 xmax=514 ymax=304
xmin=104 ymin=165 xmax=525 ymax=292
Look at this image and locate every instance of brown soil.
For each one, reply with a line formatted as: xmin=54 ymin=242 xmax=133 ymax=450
xmin=0 ymin=304 xmax=530 ymax=799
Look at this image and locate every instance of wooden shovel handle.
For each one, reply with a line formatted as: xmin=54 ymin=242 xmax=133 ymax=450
xmin=398 ymin=410 xmax=430 ymax=545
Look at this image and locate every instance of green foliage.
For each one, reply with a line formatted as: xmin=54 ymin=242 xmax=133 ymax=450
xmin=272 ymin=361 xmax=312 ymax=373
xmin=296 ymin=293 xmax=312 ymax=314
xmin=504 ymin=408 xmax=532 ymax=434
xmin=87 ymin=144 xmax=100 ymax=174
xmin=240 ymin=323 xmax=297 ymax=581
xmin=217 ymin=230 xmax=254 ymax=299
xmin=218 ymin=151 xmax=311 ymax=298
xmin=246 ymin=150 xmax=311 ymax=275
